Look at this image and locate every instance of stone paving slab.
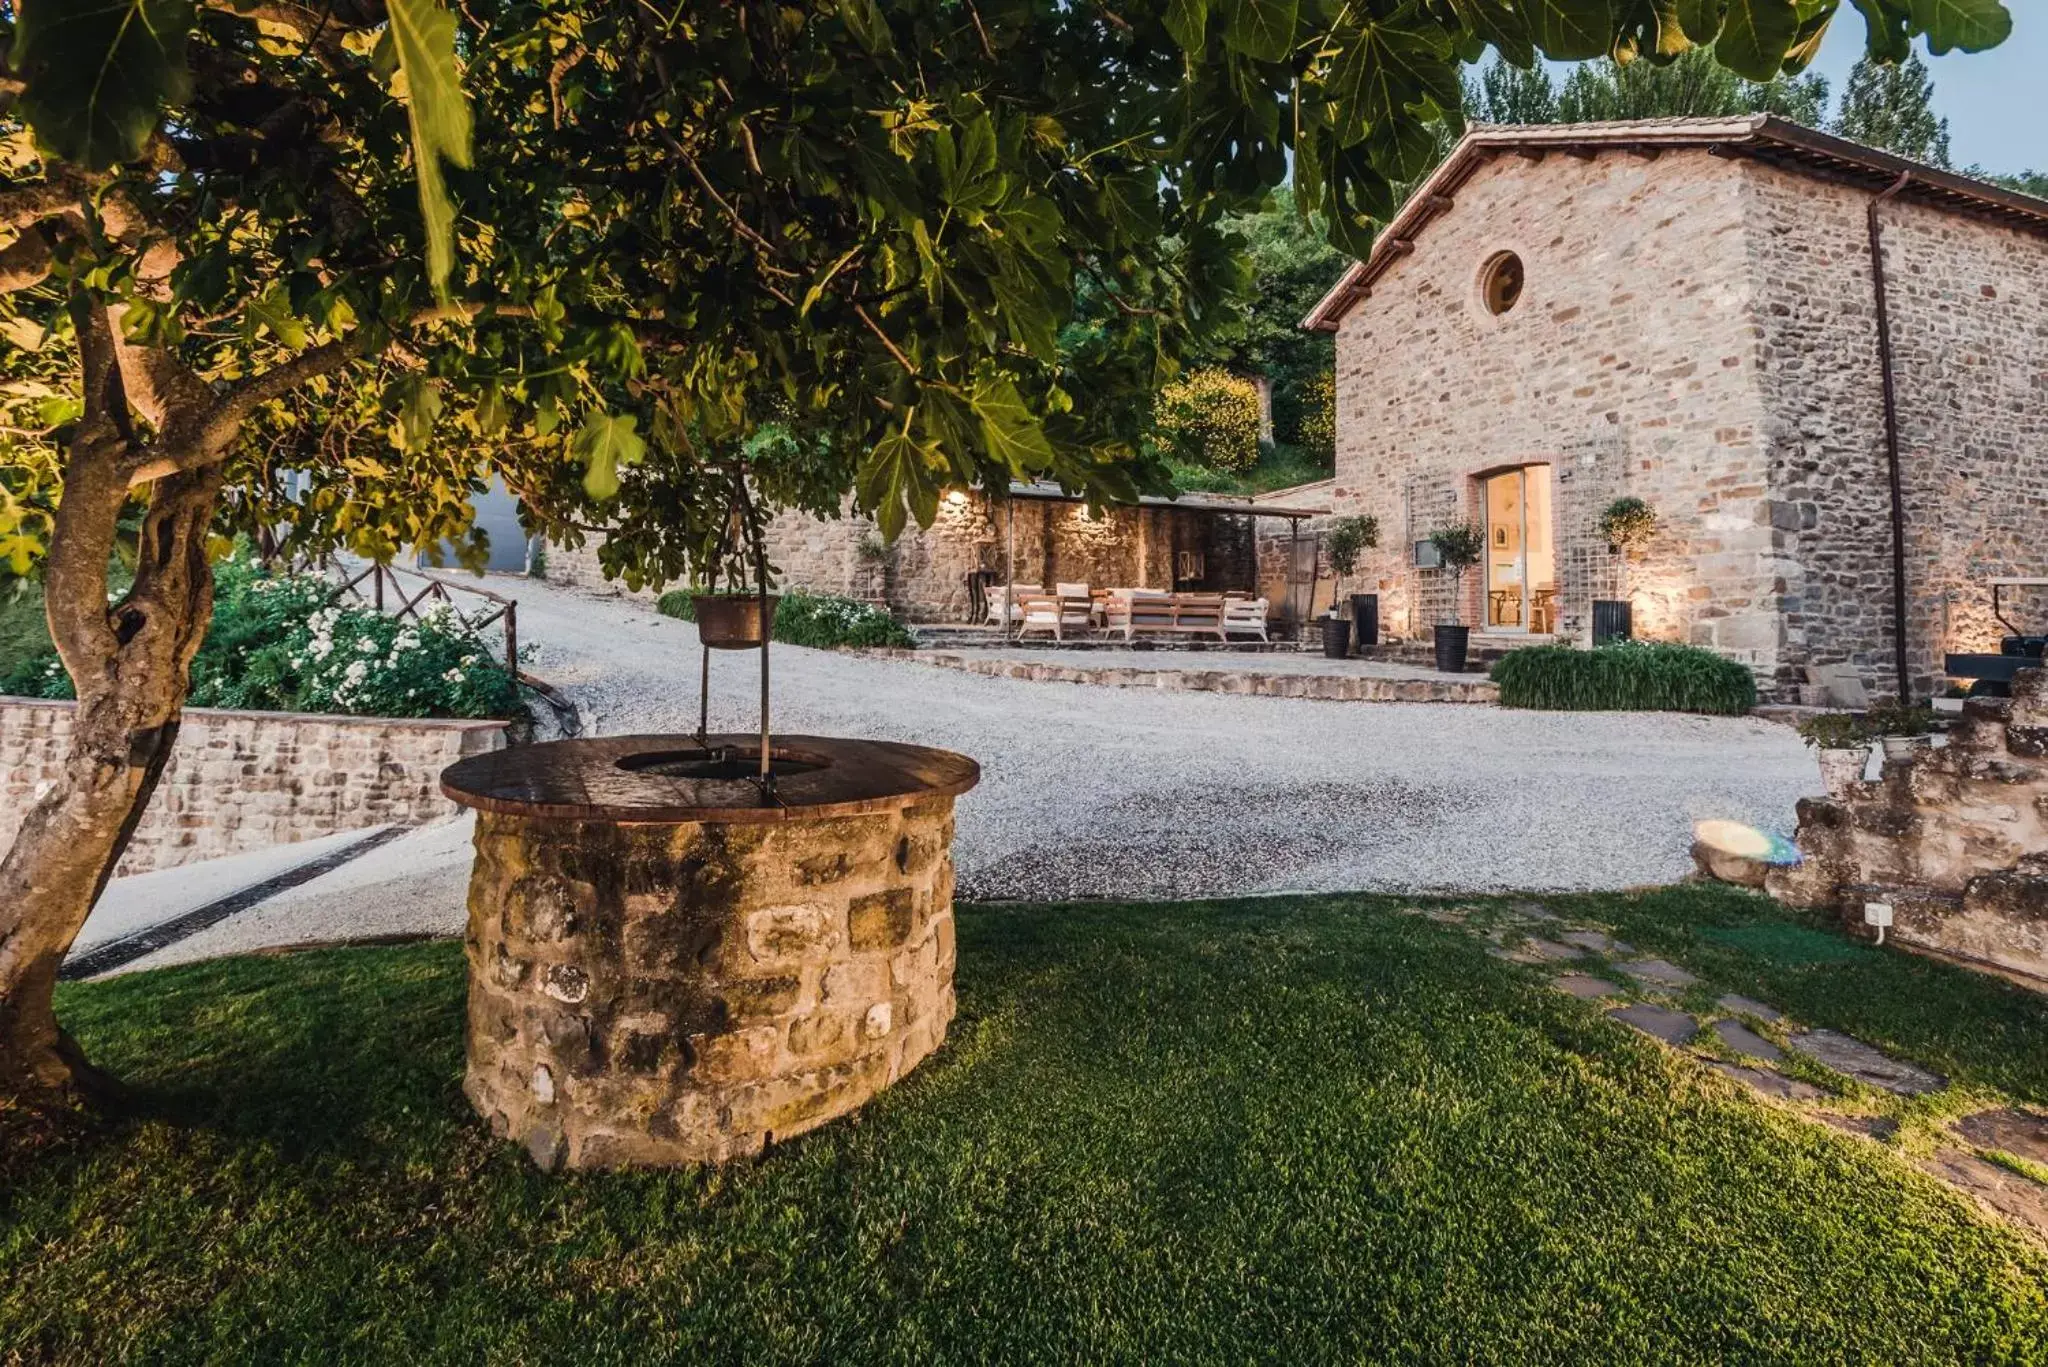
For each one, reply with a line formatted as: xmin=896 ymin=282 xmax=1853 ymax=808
xmin=1552 ymin=973 xmax=1623 ymax=1000
xmin=1788 ymin=1030 xmax=1947 ymax=1096
xmin=1617 ymin=958 xmax=1699 ymax=990
xmin=1716 ymin=994 xmax=1784 ymax=1024
xmin=1489 ymin=937 xmax=1587 ymax=966
xmin=1710 ymin=1019 xmax=1786 ymax=1064
xmin=1607 ymin=1003 xmax=1699 ymax=1045
xmin=1506 ymin=901 xmax=1559 ymax=921
xmin=1559 ymin=929 xmax=1632 ymax=954
xmin=1920 ymin=1150 xmax=2048 ymax=1240
xmin=1819 ymin=1113 xmax=1900 ymax=1142
xmin=1708 ymin=1061 xmax=1825 ymax=1102
xmin=1955 ymin=1109 xmax=2048 ymax=1166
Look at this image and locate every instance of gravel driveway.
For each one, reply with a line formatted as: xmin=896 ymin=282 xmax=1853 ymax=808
xmin=513 ymin=577 xmax=1816 ymax=900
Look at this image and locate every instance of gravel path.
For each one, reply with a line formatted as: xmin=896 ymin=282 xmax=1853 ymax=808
xmin=511 ymin=577 xmax=1815 ymax=900
xmin=107 ymin=575 xmax=1816 ymax=970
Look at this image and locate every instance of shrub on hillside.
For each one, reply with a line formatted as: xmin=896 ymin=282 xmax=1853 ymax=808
xmin=1290 ymin=371 xmax=1335 ymax=458
xmin=1154 ymin=369 xmax=1262 ymax=473
xmin=657 ymin=588 xmax=912 ymax=649
xmin=1491 ymin=641 xmax=1757 ymax=716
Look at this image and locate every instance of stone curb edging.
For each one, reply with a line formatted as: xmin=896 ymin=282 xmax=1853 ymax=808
xmin=59 ymin=824 xmax=415 ymax=981
xmin=863 ymin=649 xmax=1500 ymax=705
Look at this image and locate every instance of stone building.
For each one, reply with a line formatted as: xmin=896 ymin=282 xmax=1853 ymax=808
xmin=1303 ymin=116 xmax=2048 ymax=700
xmin=546 ymin=482 xmax=1328 ymax=626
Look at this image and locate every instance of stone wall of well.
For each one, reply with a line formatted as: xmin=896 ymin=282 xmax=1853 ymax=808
xmin=1745 ymin=161 xmax=2048 ymax=699
xmin=1765 ymin=669 xmax=2048 ymax=988
xmin=462 ymin=798 xmax=960 ymax=1168
xmin=0 ymin=699 xmax=508 ymax=876
xmin=1330 ymin=148 xmax=1779 ymax=661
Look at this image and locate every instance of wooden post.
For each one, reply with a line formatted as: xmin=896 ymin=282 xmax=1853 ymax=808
xmin=1004 ymin=497 xmax=1016 ymax=642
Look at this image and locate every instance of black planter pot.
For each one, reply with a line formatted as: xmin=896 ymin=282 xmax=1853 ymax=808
xmin=1592 ymin=599 xmax=1634 ymax=646
xmin=1349 ymin=593 xmax=1380 ymax=650
xmin=1433 ymin=623 xmax=1470 ymax=674
xmin=1321 ymin=617 xmax=1352 ymax=659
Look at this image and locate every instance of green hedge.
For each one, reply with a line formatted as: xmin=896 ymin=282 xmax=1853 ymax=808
xmin=1491 ymin=641 xmax=1757 ymax=716
xmin=658 ymin=589 xmax=913 ymax=649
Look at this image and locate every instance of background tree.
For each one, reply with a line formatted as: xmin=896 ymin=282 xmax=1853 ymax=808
xmin=1468 ymin=47 xmax=1828 ymax=127
xmin=0 ymin=0 xmax=2020 ymax=1121
xmin=1833 ymin=53 xmax=1951 ymax=165
xmin=1199 ymin=188 xmax=1344 ymax=453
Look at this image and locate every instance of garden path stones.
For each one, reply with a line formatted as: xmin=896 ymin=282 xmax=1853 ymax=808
xmin=1709 ymin=1019 xmax=1785 ymax=1064
xmin=1559 ymin=929 xmax=1632 ymax=954
xmin=1919 ymin=1150 xmax=2048 ymax=1240
xmin=1787 ymin=1030 xmax=1946 ymax=1096
xmin=1707 ymin=1061 xmax=1825 ymax=1102
xmin=1819 ymin=1113 xmax=1900 ymax=1142
xmin=1954 ymin=1109 xmax=2048 ymax=1166
xmin=1507 ymin=900 xmax=1559 ymax=921
xmin=1617 ymin=958 xmax=1698 ymax=990
xmin=1607 ymin=1003 xmax=1699 ymax=1046
xmin=1551 ymin=973 xmax=1623 ymax=1000
xmin=1715 ymin=994 xmax=1784 ymax=1024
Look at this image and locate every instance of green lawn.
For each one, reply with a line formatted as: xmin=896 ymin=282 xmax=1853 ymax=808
xmin=7 ymin=890 xmax=2048 ymax=1365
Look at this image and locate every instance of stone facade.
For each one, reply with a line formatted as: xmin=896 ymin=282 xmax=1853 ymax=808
xmin=1761 ymin=669 xmax=2048 ymax=990
xmin=0 ymin=698 xmax=507 ymax=876
xmin=461 ymin=796 xmax=961 ymax=1168
xmin=547 ymin=493 xmax=1278 ymax=625
xmin=1321 ymin=134 xmax=2048 ymax=700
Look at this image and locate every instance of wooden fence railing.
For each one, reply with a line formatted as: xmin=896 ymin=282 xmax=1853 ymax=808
xmin=320 ymin=562 xmax=519 ymax=677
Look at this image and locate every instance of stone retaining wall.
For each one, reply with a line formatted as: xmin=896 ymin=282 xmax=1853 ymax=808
xmin=873 ymin=650 xmax=1500 ymax=704
xmin=1762 ymin=668 xmax=2048 ymax=989
xmin=0 ymin=698 xmax=509 ymax=876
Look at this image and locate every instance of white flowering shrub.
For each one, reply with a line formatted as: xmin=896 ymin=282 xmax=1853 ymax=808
xmin=767 ymin=592 xmax=915 ymax=649
xmin=4 ymin=554 xmax=520 ymax=719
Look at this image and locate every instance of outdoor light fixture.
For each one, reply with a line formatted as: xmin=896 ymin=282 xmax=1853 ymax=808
xmin=944 ymin=490 xmax=970 ymax=507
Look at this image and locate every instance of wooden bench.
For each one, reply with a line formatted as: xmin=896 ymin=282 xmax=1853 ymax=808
xmin=1102 ymin=592 xmax=1228 ymax=642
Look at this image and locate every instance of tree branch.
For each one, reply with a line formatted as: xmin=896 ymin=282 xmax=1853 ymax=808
xmin=0 ymin=227 xmax=56 ymax=294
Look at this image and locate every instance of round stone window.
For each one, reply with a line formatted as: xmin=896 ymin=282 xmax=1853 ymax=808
xmin=1480 ymin=251 xmax=1525 ymax=316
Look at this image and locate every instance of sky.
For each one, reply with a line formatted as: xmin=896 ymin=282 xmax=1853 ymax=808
xmin=1806 ymin=12 xmax=2046 ymax=176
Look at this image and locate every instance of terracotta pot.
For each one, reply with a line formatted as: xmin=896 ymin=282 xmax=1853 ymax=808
xmin=1815 ymin=747 xmax=1870 ymax=798
xmin=692 ymin=593 xmax=779 ymax=650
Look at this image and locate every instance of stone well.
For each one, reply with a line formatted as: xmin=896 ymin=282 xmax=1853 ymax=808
xmin=440 ymin=734 xmax=979 ymax=1169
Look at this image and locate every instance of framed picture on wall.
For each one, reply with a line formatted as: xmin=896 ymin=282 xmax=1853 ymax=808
xmin=1492 ymin=525 xmax=1509 ymax=549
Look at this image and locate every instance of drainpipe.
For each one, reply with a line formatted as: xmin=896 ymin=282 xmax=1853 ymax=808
xmin=1868 ymin=171 xmax=1913 ymax=704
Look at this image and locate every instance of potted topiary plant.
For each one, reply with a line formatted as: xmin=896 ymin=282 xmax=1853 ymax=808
xmin=1595 ymin=496 xmax=1657 ymax=644
xmin=1429 ymin=523 xmax=1484 ymax=673
xmin=1324 ymin=515 xmax=1380 ymax=655
xmin=1796 ymin=712 xmax=1873 ymax=798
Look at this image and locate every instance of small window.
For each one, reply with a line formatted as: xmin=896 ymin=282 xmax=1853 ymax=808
xmin=1481 ymin=251 xmax=1524 ymax=316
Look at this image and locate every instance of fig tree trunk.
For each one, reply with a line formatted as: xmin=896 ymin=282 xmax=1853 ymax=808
xmin=0 ymin=414 xmax=221 ymax=1114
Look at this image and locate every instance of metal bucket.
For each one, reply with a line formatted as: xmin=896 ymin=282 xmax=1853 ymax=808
xmin=693 ymin=594 xmax=779 ymax=650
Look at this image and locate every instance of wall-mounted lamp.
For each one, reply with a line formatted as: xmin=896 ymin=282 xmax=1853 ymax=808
xmin=943 ymin=490 xmax=971 ymax=508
